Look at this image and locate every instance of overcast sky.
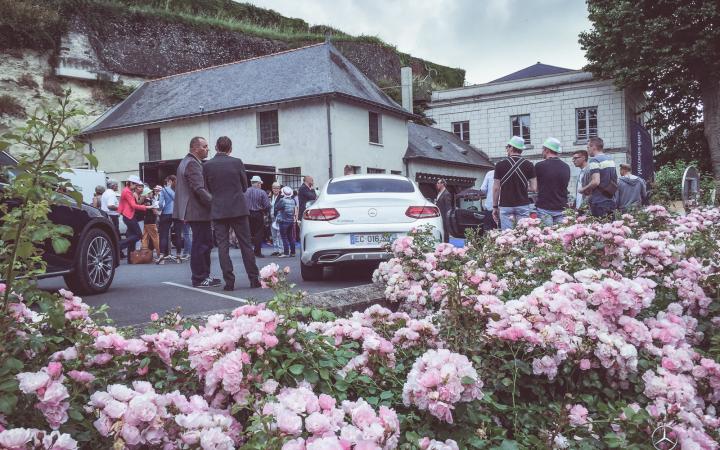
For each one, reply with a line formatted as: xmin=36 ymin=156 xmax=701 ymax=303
xmin=245 ymin=0 xmax=592 ymax=85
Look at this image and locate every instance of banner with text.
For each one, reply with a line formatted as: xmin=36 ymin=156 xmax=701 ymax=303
xmin=630 ymin=121 xmax=654 ymax=181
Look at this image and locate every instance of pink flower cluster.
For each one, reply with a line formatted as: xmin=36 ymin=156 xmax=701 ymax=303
xmin=0 ymin=428 xmax=77 ymax=450
xmin=402 ymin=349 xmax=483 ymax=423
xmin=259 ymin=263 xmax=290 ymax=289
xmin=186 ymin=304 xmax=279 ymax=403
xmin=58 ymin=289 xmax=89 ymax=321
xmin=16 ymin=363 xmax=69 ymax=430
xmin=663 ymin=258 xmax=713 ymax=316
xmin=392 ymin=319 xmax=441 ymax=349
xmin=418 ymin=437 xmax=459 ymax=450
xmin=89 ymin=381 xmax=241 ymax=449
xmin=567 ymin=404 xmax=589 ymax=427
xmin=260 ymin=384 xmax=399 ymax=449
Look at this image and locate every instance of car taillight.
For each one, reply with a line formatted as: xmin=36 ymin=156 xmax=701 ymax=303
xmin=405 ymin=206 xmax=440 ymax=219
xmin=303 ymin=208 xmax=340 ymax=221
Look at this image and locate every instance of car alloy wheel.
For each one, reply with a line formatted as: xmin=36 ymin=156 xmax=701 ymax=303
xmin=87 ymin=235 xmax=114 ymax=288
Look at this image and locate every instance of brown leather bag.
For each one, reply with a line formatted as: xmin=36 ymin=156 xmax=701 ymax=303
xmin=130 ymin=248 xmax=153 ymax=264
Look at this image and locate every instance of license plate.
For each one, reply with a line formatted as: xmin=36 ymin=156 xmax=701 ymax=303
xmin=350 ymin=233 xmax=397 ymax=246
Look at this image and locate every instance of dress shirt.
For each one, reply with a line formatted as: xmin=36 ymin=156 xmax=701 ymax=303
xmin=245 ymin=186 xmax=270 ymax=212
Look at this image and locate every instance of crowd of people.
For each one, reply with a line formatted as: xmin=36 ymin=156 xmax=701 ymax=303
xmin=94 ymin=133 xmax=647 ymax=288
xmin=97 ymin=136 xmax=317 ymax=290
xmin=463 ymin=135 xmax=648 ymax=231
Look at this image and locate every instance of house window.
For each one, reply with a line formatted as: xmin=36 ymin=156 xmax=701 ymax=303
xmin=510 ymin=114 xmax=531 ymax=144
xmin=258 ymin=110 xmax=279 ymax=145
xmin=391 ymin=170 xmax=402 ymax=175
xmin=146 ymin=128 xmax=161 ymax=161
xmin=278 ymin=166 xmax=301 ymax=188
xmin=369 ymin=111 xmax=382 ymax=144
xmin=576 ymin=107 xmax=598 ymax=142
xmin=452 ymin=121 xmax=470 ymax=143
xmin=367 ymin=167 xmax=386 ymax=174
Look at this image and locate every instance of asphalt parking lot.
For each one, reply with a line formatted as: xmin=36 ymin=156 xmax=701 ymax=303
xmin=37 ymin=248 xmax=376 ymax=326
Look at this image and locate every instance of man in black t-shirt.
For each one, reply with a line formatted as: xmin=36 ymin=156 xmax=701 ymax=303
xmin=535 ymin=137 xmax=570 ymax=226
xmin=492 ymin=136 xmax=537 ymax=230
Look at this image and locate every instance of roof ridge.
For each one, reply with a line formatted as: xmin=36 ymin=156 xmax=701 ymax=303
xmin=149 ymin=42 xmax=327 ymax=83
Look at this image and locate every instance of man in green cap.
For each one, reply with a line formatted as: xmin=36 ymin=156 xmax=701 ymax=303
xmin=492 ymin=136 xmax=537 ymax=230
xmin=535 ymin=137 xmax=570 ymax=226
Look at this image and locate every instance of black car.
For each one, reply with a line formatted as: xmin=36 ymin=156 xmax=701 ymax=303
xmin=1 ymin=151 xmax=119 ymax=295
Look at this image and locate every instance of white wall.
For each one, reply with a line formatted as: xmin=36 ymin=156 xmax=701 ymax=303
xmin=427 ymin=79 xmax=629 ymax=162
xmin=331 ymin=101 xmax=407 ymax=179
xmin=86 ymin=98 xmax=410 ymax=188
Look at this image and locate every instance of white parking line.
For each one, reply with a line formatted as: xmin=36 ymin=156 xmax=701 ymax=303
xmin=162 ymin=282 xmax=248 ymax=303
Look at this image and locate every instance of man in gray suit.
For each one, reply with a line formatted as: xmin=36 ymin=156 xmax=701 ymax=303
xmin=173 ymin=136 xmax=220 ymax=288
xmin=435 ymin=179 xmax=452 ymax=243
xmin=203 ymin=136 xmax=260 ymax=290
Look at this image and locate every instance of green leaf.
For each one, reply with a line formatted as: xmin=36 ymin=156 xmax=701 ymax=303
xmin=288 ymin=364 xmax=304 ymax=375
xmin=319 ymin=368 xmax=330 ymax=380
xmin=51 ymin=237 xmax=71 ymax=254
xmin=0 ymin=379 xmax=18 ymax=392
xmin=311 ymin=309 xmax=323 ymax=321
xmin=366 ymin=396 xmax=379 ymax=405
xmin=380 ymin=390 xmax=394 ymax=400
xmin=69 ymin=408 xmax=84 ymax=421
xmin=2 ymin=357 xmax=23 ymax=372
xmin=334 ymin=379 xmax=348 ymax=392
xmin=491 ymin=440 xmax=520 ymax=450
xmin=85 ymin=153 xmax=98 ymax=169
xmin=0 ymin=394 xmax=17 ymax=415
xmin=16 ymin=241 xmax=34 ymax=258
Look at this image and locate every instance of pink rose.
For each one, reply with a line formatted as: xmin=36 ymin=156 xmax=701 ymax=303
xmin=276 ymin=409 xmax=302 ymax=435
xmin=68 ymin=370 xmax=95 ymax=384
xmin=150 ymin=313 xmax=159 ymax=321
xmin=579 ymin=359 xmax=592 ymax=370
xmin=318 ymin=394 xmax=336 ymax=411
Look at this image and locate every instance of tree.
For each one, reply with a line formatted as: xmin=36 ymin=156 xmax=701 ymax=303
xmin=579 ymin=0 xmax=720 ymax=187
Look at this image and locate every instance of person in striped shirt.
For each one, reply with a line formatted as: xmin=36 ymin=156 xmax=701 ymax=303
xmin=580 ymin=137 xmax=618 ymax=218
xmin=245 ymin=176 xmax=270 ymax=257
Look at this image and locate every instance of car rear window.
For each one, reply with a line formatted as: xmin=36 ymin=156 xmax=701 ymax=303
xmin=327 ymin=178 xmax=415 ymax=194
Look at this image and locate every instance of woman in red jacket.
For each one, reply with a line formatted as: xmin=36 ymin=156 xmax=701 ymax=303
xmin=117 ymin=175 xmax=148 ymax=263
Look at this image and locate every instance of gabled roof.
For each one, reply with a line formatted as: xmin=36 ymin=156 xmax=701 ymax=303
xmin=82 ymin=42 xmax=410 ymax=135
xmin=405 ymin=123 xmax=493 ymax=169
xmin=490 ymin=62 xmax=575 ymax=83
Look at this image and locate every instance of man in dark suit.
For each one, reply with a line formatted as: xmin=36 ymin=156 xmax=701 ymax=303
xmin=173 ymin=136 xmax=220 ymax=287
xmin=435 ymin=179 xmax=453 ymax=243
xmin=203 ymin=136 xmax=260 ymax=290
xmin=297 ymin=175 xmax=317 ymax=220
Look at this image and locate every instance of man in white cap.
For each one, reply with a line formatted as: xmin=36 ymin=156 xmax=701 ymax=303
xmin=535 ymin=137 xmax=571 ymax=226
xmin=244 ymin=175 xmax=270 ymax=257
xmin=492 ymin=136 xmax=537 ymax=230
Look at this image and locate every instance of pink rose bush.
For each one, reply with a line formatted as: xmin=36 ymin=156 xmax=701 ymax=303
xmin=402 ymin=349 xmax=483 ymax=423
xmin=88 ymin=381 xmax=241 ymax=448
xmin=16 ymin=363 xmax=70 ymax=430
xmin=253 ymin=384 xmax=400 ymax=449
xmin=2 ymin=205 xmax=719 ymax=448
xmin=0 ymin=428 xmax=77 ymax=450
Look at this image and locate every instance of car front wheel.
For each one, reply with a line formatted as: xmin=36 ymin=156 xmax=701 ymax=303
xmin=64 ymin=228 xmax=116 ymax=295
xmin=301 ymin=261 xmax=324 ymax=281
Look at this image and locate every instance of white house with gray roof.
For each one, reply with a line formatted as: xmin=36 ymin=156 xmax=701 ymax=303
xmin=426 ymin=63 xmax=648 ymax=196
xmin=81 ymin=42 xmax=414 ymax=188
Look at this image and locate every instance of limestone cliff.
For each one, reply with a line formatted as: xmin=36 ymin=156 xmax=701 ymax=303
xmin=0 ymin=0 xmax=464 ymax=144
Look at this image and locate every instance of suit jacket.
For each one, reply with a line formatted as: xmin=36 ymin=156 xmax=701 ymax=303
xmin=173 ymin=153 xmax=212 ymax=221
xmin=203 ymin=153 xmax=250 ymax=220
xmin=297 ymin=183 xmax=317 ymax=217
xmin=435 ymin=189 xmax=453 ymax=228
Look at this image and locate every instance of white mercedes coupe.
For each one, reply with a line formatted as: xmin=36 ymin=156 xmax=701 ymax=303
xmin=299 ymin=174 xmax=443 ymax=281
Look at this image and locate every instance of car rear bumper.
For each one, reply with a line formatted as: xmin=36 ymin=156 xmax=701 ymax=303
xmin=300 ymin=218 xmax=443 ymax=265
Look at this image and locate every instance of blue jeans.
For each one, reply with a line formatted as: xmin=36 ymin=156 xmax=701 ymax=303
xmin=499 ymin=204 xmax=532 ymax=230
xmin=590 ymin=199 xmax=616 ymax=218
xmin=536 ymin=207 xmax=565 ymax=226
xmin=182 ymin=223 xmax=192 ymax=256
xmin=120 ymin=216 xmax=142 ymax=262
xmin=279 ymin=221 xmax=296 ymax=255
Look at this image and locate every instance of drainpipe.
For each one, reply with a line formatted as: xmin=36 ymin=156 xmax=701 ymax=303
xmin=325 ymin=96 xmax=333 ymax=179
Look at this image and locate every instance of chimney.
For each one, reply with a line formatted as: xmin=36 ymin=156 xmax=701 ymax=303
xmin=400 ymin=67 xmax=413 ymax=113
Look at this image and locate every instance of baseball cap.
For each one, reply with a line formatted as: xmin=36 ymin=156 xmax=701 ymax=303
xmin=507 ymin=136 xmax=526 ymax=151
